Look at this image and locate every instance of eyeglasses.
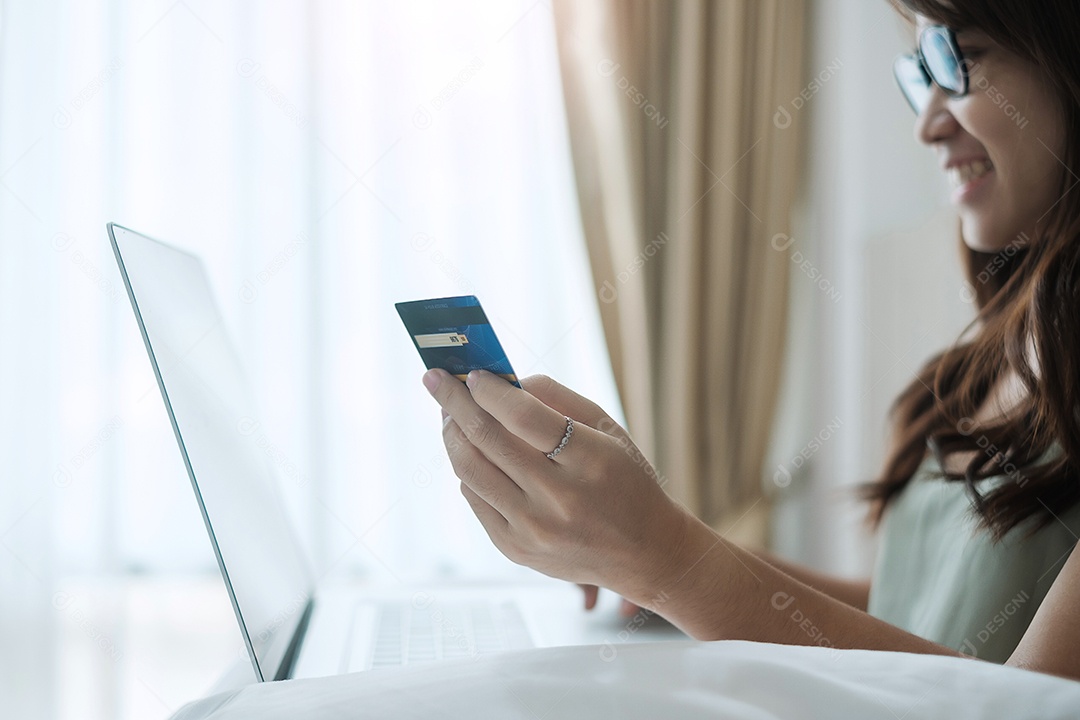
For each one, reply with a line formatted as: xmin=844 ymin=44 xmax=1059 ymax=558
xmin=893 ymin=25 xmax=969 ymax=115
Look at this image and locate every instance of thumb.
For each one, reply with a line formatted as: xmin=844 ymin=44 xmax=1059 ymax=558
xmin=519 ymin=375 xmax=631 ymax=443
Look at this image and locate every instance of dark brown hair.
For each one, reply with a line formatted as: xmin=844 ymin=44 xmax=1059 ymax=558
xmin=862 ymin=0 xmax=1080 ymax=540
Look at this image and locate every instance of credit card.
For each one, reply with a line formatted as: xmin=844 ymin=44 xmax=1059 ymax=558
xmin=395 ymin=295 xmax=521 ymax=388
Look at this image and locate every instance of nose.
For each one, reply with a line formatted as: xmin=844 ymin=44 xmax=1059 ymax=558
xmin=914 ymin=85 xmax=959 ymax=146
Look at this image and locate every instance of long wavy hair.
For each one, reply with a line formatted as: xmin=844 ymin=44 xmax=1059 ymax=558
xmin=861 ymin=0 xmax=1080 ymax=541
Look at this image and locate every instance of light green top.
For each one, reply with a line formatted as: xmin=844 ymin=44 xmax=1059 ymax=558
xmin=867 ymin=448 xmax=1080 ymax=663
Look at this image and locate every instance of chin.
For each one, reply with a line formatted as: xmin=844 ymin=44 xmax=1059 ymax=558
xmin=961 ymin=237 xmax=1001 ymax=254
xmin=960 ymin=218 xmax=1008 ymax=254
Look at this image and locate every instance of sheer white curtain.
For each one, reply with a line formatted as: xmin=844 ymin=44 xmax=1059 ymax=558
xmin=0 ymin=1 xmax=621 ymax=716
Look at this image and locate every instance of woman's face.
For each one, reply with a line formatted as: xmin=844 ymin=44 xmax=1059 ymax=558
xmin=913 ymin=17 xmax=1065 ymax=253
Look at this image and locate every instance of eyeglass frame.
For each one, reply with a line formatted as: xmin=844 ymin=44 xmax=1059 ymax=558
xmin=893 ymin=24 xmax=971 ymax=114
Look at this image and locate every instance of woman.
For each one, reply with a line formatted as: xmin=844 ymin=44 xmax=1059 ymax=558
xmin=422 ymin=0 xmax=1080 ymax=681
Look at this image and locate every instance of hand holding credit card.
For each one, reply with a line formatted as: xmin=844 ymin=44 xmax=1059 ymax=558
xmin=395 ymin=295 xmax=521 ymax=388
xmin=407 ymin=295 xmax=696 ymax=627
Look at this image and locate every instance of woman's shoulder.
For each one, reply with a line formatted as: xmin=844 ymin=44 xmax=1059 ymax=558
xmin=891 ymin=440 xmax=1080 ymax=548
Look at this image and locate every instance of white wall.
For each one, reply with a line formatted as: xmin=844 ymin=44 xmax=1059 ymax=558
xmin=767 ymin=0 xmax=976 ymax=577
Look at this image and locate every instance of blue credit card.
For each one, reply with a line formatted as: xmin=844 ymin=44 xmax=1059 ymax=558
xmin=395 ymin=295 xmax=521 ymax=388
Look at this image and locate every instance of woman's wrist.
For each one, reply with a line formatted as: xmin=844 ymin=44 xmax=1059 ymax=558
xmin=613 ymin=504 xmax=727 ymax=623
xmin=615 ymin=505 xmax=766 ymax=640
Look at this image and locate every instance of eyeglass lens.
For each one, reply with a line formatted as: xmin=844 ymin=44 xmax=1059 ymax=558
xmin=893 ymin=26 xmax=965 ymax=114
xmin=920 ymin=26 xmax=964 ymax=95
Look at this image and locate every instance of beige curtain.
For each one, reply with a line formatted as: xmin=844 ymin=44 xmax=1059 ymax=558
xmin=552 ymin=0 xmax=806 ymax=547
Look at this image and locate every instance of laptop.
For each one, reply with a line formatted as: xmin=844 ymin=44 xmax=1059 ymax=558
xmin=106 ymin=223 xmax=681 ymax=686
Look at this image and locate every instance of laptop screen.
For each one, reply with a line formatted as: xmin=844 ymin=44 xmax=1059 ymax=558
xmin=108 ymin=224 xmax=314 ymax=682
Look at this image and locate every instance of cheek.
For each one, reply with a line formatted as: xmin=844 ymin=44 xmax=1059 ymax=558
xmin=959 ymin=77 xmax=1064 ymax=236
xmin=975 ymin=59 xmax=1059 ymax=145
xmin=999 ymin=128 xmax=1060 ymax=220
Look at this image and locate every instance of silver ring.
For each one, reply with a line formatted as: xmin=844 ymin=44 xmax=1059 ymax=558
xmin=546 ymin=416 xmax=574 ymax=459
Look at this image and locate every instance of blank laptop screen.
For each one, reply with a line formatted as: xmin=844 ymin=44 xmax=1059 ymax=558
xmin=109 ymin=224 xmax=313 ymax=681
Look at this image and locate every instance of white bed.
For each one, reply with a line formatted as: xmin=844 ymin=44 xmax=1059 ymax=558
xmin=170 ymin=639 xmax=1080 ymax=719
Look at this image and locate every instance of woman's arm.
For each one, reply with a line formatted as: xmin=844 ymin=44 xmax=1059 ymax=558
xmin=632 ymin=511 xmax=1080 ymax=682
xmin=1004 ymin=541 xmax=1080 ymax=680
xmin=425 ymin=370 xmax=1076 ymax=680
xmin=747 ymin=549 xmax=871 ymax=611
xmin=623 ymin=509 xmax=963 ymax=656
xmin=590 ymin=551 xmax=869 ymax=616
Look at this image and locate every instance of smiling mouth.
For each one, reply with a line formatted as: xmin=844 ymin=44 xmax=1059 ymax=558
xmin=948 ymin=159 xmax=994 ymax=189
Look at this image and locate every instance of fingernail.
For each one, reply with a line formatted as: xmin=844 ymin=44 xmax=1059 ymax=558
xmin=466 ymin=370 xmax=479 ymax=389
xmin=423 ymin=370 xmax=441 ymax=395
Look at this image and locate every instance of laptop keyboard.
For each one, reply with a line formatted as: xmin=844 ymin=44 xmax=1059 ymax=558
xmin=357 ymin=600 xmax=532 ymax=669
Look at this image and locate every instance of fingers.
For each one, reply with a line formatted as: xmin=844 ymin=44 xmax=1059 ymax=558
xmin=519 ymin=373 xmax=631 ymax=443
xmin=442 ymin=415 xmax=525 ymax=517
xmin=458 ymin=480 xmax=509 ymax=536
xmin=579 ymin=583 xmax=599 ymax=611
xmin=577 ymin=585 xmax=640 ymax=616
xmin=426 ymin=368 xmax=546 ymax=479
xmin=465 ymin=369 xmax=609 ymax=466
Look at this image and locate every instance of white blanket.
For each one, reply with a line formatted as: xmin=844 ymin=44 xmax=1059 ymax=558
xmin=171 ymin=640 xmax=1080 ymax=719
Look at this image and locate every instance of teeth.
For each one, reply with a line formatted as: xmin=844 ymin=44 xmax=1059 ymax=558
xmin=948 ymin=159 xmax=994 ymax=188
